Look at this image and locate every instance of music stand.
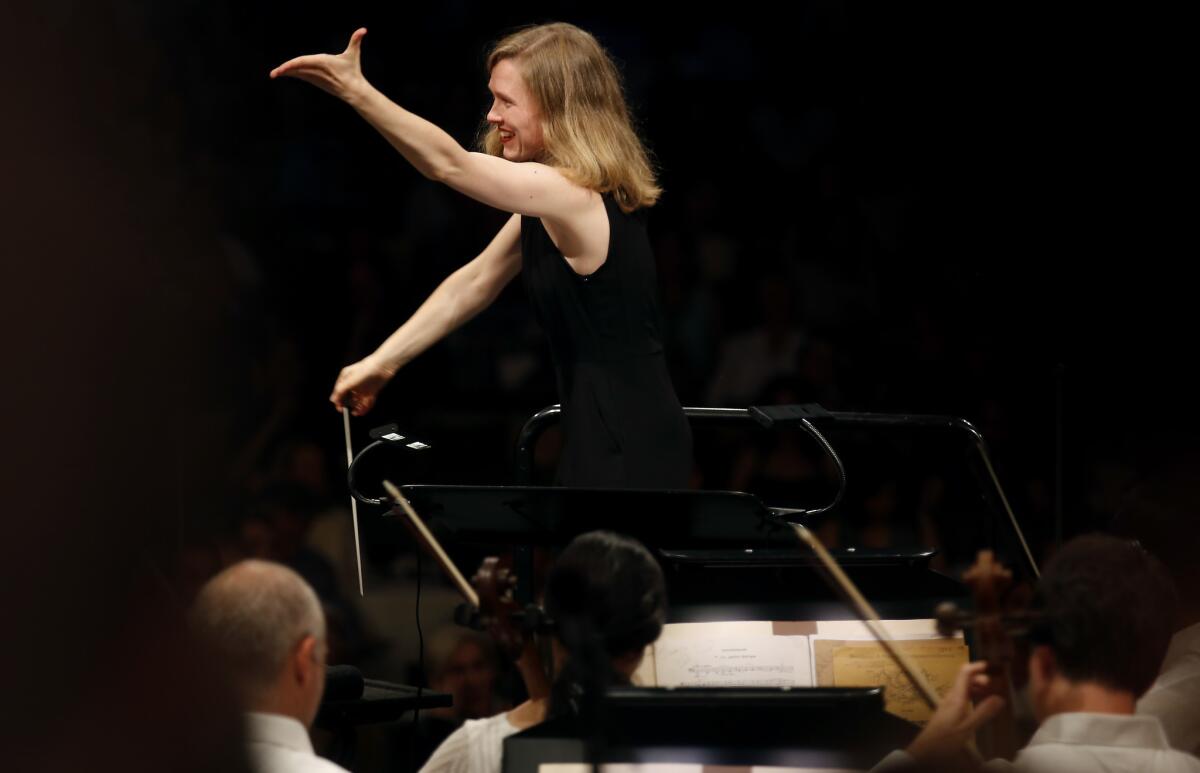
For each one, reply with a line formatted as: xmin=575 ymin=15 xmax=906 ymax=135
xmin=391 ymin=484 xmax=964 ymax=621
xmin=315 ymin=678 xmax=451 ymax=767
xmin=503 ymin=686 xmax=916 ymax=773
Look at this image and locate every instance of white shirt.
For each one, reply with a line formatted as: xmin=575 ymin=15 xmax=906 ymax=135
xmin=875 ymin=712 xmax=1200 ymax=772
xmin=418 ymin=712 xmax=520 ymax=773
xmin=1139 ymin=621 xmax=1200 ymax=755
xmin=244 ymin=712 xmax=350 ymax=773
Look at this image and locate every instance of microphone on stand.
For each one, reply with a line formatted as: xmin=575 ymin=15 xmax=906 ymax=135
xmin=323 ymin=664 xmax=365 ymax=702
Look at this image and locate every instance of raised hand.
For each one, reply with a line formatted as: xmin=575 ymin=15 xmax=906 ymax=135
xmin=329 ymin=355 xmax=395 ymax=416
xmin=270 ymin=27 xmax=369 ymax=103
xmin=905 ymin=661 xmax=1006 ymax=768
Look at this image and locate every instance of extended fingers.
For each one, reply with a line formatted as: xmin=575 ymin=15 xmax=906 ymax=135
xmin=346 ymin=27 xmax=368 ymax=53
xmin=945 ymin=661 xmax=991 ymax=703
xmin=270 ymin=55 xmax=315 ymax=79
xmin=966 ymin=672 xmax=995 ymax=703
xmin=273 ymin=28 xmax=363 ymax=80
xmin=957 ymin=661 xmax=989 ymax=684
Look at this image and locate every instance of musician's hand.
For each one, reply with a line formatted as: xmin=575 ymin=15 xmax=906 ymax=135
xmin=330 ymin=355 xmax=394 ymax=416
xmin=270 ymin=28 xmax=370 ymax=103
xmin=905 ymin=661 xmax=1006 ymax=767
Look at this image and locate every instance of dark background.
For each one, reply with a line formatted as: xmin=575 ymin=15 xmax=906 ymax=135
xmin=1 ymin=2 xmax=1186 ymax=771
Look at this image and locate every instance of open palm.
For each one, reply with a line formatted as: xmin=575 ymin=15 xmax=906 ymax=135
xmin=270 ymin=27 xmax=368 ymax=101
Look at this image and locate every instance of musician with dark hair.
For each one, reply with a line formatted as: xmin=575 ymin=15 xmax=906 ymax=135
xmin=418 ymin=530 xmax=667 ymax=773
xmin=876 ymin=534 xmax=1199 ymax=772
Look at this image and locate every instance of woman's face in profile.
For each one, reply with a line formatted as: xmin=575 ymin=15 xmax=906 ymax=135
xmin=487 ymin=58 xmax=545 ymax=162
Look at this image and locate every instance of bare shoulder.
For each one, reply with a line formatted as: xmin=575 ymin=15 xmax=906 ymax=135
xmin=539 ymin=185 xmax=608 ymax=266
xmin=522 ymin=162 xmax=595 ymax=208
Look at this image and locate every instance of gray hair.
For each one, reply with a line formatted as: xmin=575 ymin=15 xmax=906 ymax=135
xmin=190 ymin=560 xmax=325 ymax=699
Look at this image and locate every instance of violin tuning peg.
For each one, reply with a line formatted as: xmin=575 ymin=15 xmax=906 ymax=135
xmin=935 ymin=601 xmax=967 ymax=637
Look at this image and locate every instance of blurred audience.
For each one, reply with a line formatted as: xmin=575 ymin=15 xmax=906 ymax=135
xmin=408 ymin=627 xmax=506 ymax=764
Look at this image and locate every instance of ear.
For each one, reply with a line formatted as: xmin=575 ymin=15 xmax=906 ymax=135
xmin=1029 ymin=644 xmax=1057 ymax=685
xmin=294 ymin=634 xmax=320 ymax=686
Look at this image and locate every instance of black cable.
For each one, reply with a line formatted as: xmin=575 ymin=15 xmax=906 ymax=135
xmin=769 ymin=417 xmax=847 ymax=521
xmin=797 ymin=417 xmax=846 ymax=517
xmin=347 ymin=439 xmax=388 ymax=506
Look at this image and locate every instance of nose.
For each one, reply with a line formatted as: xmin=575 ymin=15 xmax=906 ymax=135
xmin=486 ymin=101 xmax=502 ymax=125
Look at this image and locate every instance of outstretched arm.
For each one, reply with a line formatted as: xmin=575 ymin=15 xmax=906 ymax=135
xmin=271 ymin=29 xmax=592 ymax=221
xmin=330 ymin=213 xmax=523 ymax=415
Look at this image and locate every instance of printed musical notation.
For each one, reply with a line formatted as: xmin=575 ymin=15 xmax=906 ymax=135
xmin=654 ymin=635 xmax=812 ymax=688
xmin=645 ymin=618 xmax=963 ymax=720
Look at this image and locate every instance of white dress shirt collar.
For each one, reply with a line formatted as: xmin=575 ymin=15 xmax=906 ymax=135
xmin=1030 ymin=712 xmax=1173 ymax=751
xmin=245 ymin=711 xmax=315 ymax=755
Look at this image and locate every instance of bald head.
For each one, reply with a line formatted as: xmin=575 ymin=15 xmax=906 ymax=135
xmin=190 ymin=560 xmax=326 ymax=711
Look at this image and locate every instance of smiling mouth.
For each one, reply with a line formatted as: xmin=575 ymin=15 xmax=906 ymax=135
xmin=499 ymin=130 xmax=514 ymax=142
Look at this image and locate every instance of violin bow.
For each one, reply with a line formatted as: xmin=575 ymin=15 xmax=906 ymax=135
xmin=791 ymin=522 xmax=941 ymax=710
xmin=792 ymin=523 xmax=985 ymax=761
xmin=381 ymin=479 xmax=479 ymax=608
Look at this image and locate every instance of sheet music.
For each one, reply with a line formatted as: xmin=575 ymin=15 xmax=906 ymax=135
xmin=602 ymin=765 xmax=702 ymax=773
xmin=654 ymin=634 xmax=812 ymax=688
xmin=811 ymin=638 xmax=968 ymax=724
xmin=813 ymin=618 xmax=944 ymax=639
xmin=540 ymin=765 xmax=860 ymax=773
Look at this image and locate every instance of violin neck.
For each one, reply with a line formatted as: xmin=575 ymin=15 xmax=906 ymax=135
xmin=977 ymin=679 xmax=1021 ymax=761
xmin=978 ymin=720 xmax=1021 ymax=761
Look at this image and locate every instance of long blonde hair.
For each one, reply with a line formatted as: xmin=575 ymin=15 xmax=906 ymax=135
xmin=480 ymin=23 xmax=661 ymax=213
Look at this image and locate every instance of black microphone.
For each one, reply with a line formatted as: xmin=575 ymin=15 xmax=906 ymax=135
xmin=323 ymin=664 xmax=365 ymax=701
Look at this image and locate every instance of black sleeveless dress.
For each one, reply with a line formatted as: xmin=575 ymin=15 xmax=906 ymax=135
xmin=520 ymin=193 xmax=692 ymax=489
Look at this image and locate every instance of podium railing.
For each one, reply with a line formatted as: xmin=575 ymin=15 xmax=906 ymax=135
xmin=513 ymin=403 xmax=1039 ymax=578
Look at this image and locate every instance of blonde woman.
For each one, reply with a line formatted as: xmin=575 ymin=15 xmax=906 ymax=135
xmin=272 ymin=23 xmax=692 ymax=488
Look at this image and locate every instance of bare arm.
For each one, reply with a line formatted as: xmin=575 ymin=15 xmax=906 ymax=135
xmin=271 ymin=29 xmax=592 ymax=221
xmin=330 ymin=213 xmax=523 ymax=414
xmin=350 ymin=88 xmax=592 ymax=221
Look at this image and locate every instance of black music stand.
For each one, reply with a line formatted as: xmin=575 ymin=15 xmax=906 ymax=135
xmin=398 ymin=485 xmax=790 ymax=548
xmin=513 ymin=403 xmax=1040 ymax=580
xmin=381 ymin=478 xmax=964 ymax=770
xmin=315 ymin=677 xmax=451 ymax=767
xmin=503 ymin=686 xmax=917 ymax=773
xmin=316 ymin=679 xmax=452 ymax=727
xmin=390 ymin=484 xmax=965 ymax=623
